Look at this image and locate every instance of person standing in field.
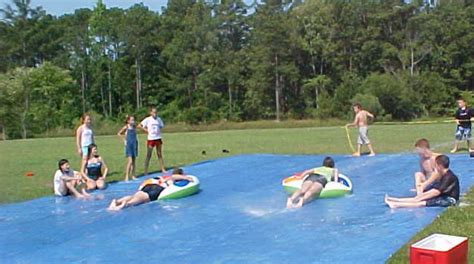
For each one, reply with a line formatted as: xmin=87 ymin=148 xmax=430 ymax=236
xmin=346 ymin=103 xmax=376 ymax=157
xmin=117 ymin=115 xmax=138 ymax=181
xmin=76 ymin=113 xmax=94 ymax=170
xmin=450 ymin=99 xmax=473 ymax=153
xmin=139 ymin=107 xmax=166 ymax=175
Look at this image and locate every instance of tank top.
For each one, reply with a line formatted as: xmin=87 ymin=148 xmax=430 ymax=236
xmin=312 ymin=167 xmax=334 ymax=182
xmin=126 ymin=126 xmax=137 ymax=146
xmin=81 ymin=125 xmax=94 ymax=147
xmin=86 ymin=161 xmax=102 ymax=180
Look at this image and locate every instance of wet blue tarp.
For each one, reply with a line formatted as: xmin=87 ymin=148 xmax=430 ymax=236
xmin=1 ymin=154 xmax=473 ymax=263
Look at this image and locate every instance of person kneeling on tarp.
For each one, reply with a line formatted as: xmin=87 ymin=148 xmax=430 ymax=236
xmin=385 ymin=155 xmax=459 ymax=209
xmin=286 ymin=157 xmax=339 ymax=208
xmin=108 ymin=168 xmax=193 ymax=211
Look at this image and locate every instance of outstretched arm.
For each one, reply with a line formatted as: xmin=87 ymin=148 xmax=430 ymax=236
xmin=346 ymin=115 xmax=359 ymax=128
xmin=171 ymin=175 xmax=194 ymax=182
xmin=366 ymin=110 xmax=374 ymax=119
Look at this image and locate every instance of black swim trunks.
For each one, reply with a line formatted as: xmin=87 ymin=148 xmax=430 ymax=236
xmin=304 ymin=174 xmax=328 ymax=187
xmin=426 ymin=196 xmax=457 ymax=207
xmin=141 ymin=184 xmax=165 ymax=201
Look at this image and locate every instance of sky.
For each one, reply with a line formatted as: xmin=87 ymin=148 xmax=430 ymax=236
xmin=0 ymin=0 xmax=167 ymax=16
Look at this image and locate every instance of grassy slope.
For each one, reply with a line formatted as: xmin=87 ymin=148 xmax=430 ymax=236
xmin=0 ymin=122 xmax=472 ymax=262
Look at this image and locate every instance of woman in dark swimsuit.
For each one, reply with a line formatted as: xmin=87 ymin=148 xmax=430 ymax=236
xmin=82 ymin=144 xmax=108 ymax=190
xmin=108 ymin=168 xmax=193 ymax=211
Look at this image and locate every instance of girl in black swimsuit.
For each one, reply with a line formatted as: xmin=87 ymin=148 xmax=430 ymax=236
xmin=108 ymin=168 xmax=193 ymax=211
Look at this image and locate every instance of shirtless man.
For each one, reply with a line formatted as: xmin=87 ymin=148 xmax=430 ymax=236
xmin=346 ymin=103 xmax=375 ymax=156
xmin=414 ymin=138 xmax=442 ymax=195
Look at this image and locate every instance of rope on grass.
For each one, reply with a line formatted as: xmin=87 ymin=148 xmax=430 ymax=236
xmin=344 ymin=126 xmax=356 ymax=153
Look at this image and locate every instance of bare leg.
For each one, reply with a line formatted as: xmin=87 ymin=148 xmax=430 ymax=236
xmin=125 ymin=157 xmax=132 ymax=181
xmin=296 ymin=183 xmax=323 ymax=208
xmin=96 ymin=178 xmax=106 ymax=189
xmin=131 ymin=157 xmax=136 ymax=179
xmin=353 ymin=144 xmax=361 ymax=157
xmin=287 ymin=181 xmax=313 ymax=208
xmin=367 ymin=143 xmax=375 ymax=156
xmin=65 ymin=181 xmax=85 ymax=198
xmin=144 ymin=146 xmax=153 ymax=175
xmin=156 ymin=145 xmax=166 ymax=173
xmin=385 ymin=196 xmax=426 ymax=209
xmin=467 ymin=140 xmax=473 ymax=152
xmin=120 ymin=192 xmax=150 ymax=208
xmin=451 ymin=141 xmax=459 ymax=153
xmin=385 ymin=194 xmax=420 ymax=203
xmin=86 ymin=180 xmax=97 ymax=190
xmin=414 ymin=172 xmax=426 ymax=195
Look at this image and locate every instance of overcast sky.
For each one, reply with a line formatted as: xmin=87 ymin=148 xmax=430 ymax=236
xmin=0 ymin=0 xmax=167 ymax=15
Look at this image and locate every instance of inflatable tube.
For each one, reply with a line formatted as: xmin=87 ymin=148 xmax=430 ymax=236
xmin=158 ymin=175 xmax=200 ymax=200
xmin=282 ymin=173 xmax=352 ymax=199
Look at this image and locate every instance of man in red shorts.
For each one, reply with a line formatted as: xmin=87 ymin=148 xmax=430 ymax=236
xmin=139 ymin=107 xmax=166 ymax=174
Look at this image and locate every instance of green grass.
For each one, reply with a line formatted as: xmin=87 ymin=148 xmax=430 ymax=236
xmin=0 ymin=122 xmax=472 ymax=262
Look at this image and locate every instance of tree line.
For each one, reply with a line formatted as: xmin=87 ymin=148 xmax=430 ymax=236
xmin=0 ymin=0 xmax=473 ymax=139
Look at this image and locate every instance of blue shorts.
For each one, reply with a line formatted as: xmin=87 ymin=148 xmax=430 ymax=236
xmin=426 ymin=196 xmax=457 ymax=207
xmin=81 ymin=146 xmax=89 ymax=157
xmin=125 ymin=142 xmax=138 ymax=158
xmin=455 ymin=126 xmax=471 ymax=141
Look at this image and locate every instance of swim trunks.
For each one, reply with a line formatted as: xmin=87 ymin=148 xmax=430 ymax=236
xmin=141 ymin=184 xmax=165 ymax=201
xmin=305 ymin=174 xmax=328 ymax=188
xmin=426 ymin=196 xmax=457 ymax=207
xmin=357 ymin=126 xmax=370 ymax=145
xmin=455 ymin=126 xmax=471 ymax=141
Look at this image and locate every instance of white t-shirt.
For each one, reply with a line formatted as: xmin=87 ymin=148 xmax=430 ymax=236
xmin=140 ymin=116 xmax=164 ymax=140
xmin=53 ymin=170 xmax=76 ymax=196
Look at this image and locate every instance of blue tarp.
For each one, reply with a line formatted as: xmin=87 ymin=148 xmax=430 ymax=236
xmin=0 ymin=154 xmax=472 ymax=263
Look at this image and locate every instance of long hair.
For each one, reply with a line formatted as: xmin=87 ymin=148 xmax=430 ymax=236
xmin=80 ymin=113 xmax=90 ymax=124
xmin=87 ymin=143 xmax=97 ymax=159
xmin=58 ymin=159 xmax=69 ymax=172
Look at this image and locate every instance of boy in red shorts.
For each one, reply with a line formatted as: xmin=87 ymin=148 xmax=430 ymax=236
xmin=139 ymin=107 xmax=166 ymax=174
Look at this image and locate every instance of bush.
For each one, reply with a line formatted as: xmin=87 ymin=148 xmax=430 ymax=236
xmin=182 ymin=106 xmax=213 ymax=125
xmin=350 ymin=93 xmax=384 ymax=117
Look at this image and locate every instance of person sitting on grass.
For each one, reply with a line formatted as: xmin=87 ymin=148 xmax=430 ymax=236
xmin=108 ymin=168 xmax=194 ymax=211
xmin=413 ymin=138 xmax=442 ymax=195
xmin=286 ymin=157 xmax=339 ymax=208
xmin=82 ymin=143 xmax=108 ymax=190
xmin=54 ymin=159 xmax=90 ymax=199
xmin=385 ymin=155 xmax=459 ymax=209
xmin=345 ymin=103 xmax=376 ymax=157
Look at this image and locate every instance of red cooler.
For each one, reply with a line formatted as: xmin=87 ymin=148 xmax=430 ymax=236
xmin=410 ymin=233 xmax=468 ymax=264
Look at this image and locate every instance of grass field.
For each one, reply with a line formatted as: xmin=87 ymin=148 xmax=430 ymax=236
xmin=0 ymin=122 xmax=472 ymax=263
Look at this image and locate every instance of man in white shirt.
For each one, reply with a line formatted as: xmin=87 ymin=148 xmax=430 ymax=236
xmin=139 ymin=107 xmax=166 ymax=174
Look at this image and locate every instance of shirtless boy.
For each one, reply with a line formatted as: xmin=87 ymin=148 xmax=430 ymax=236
xmin=385 ymin=155 xmax=459 ymax=209
xmin=414 ymin=138 xmax=442 ymax=195
xmin=346 ymin=103 xmax=375 ymax=156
